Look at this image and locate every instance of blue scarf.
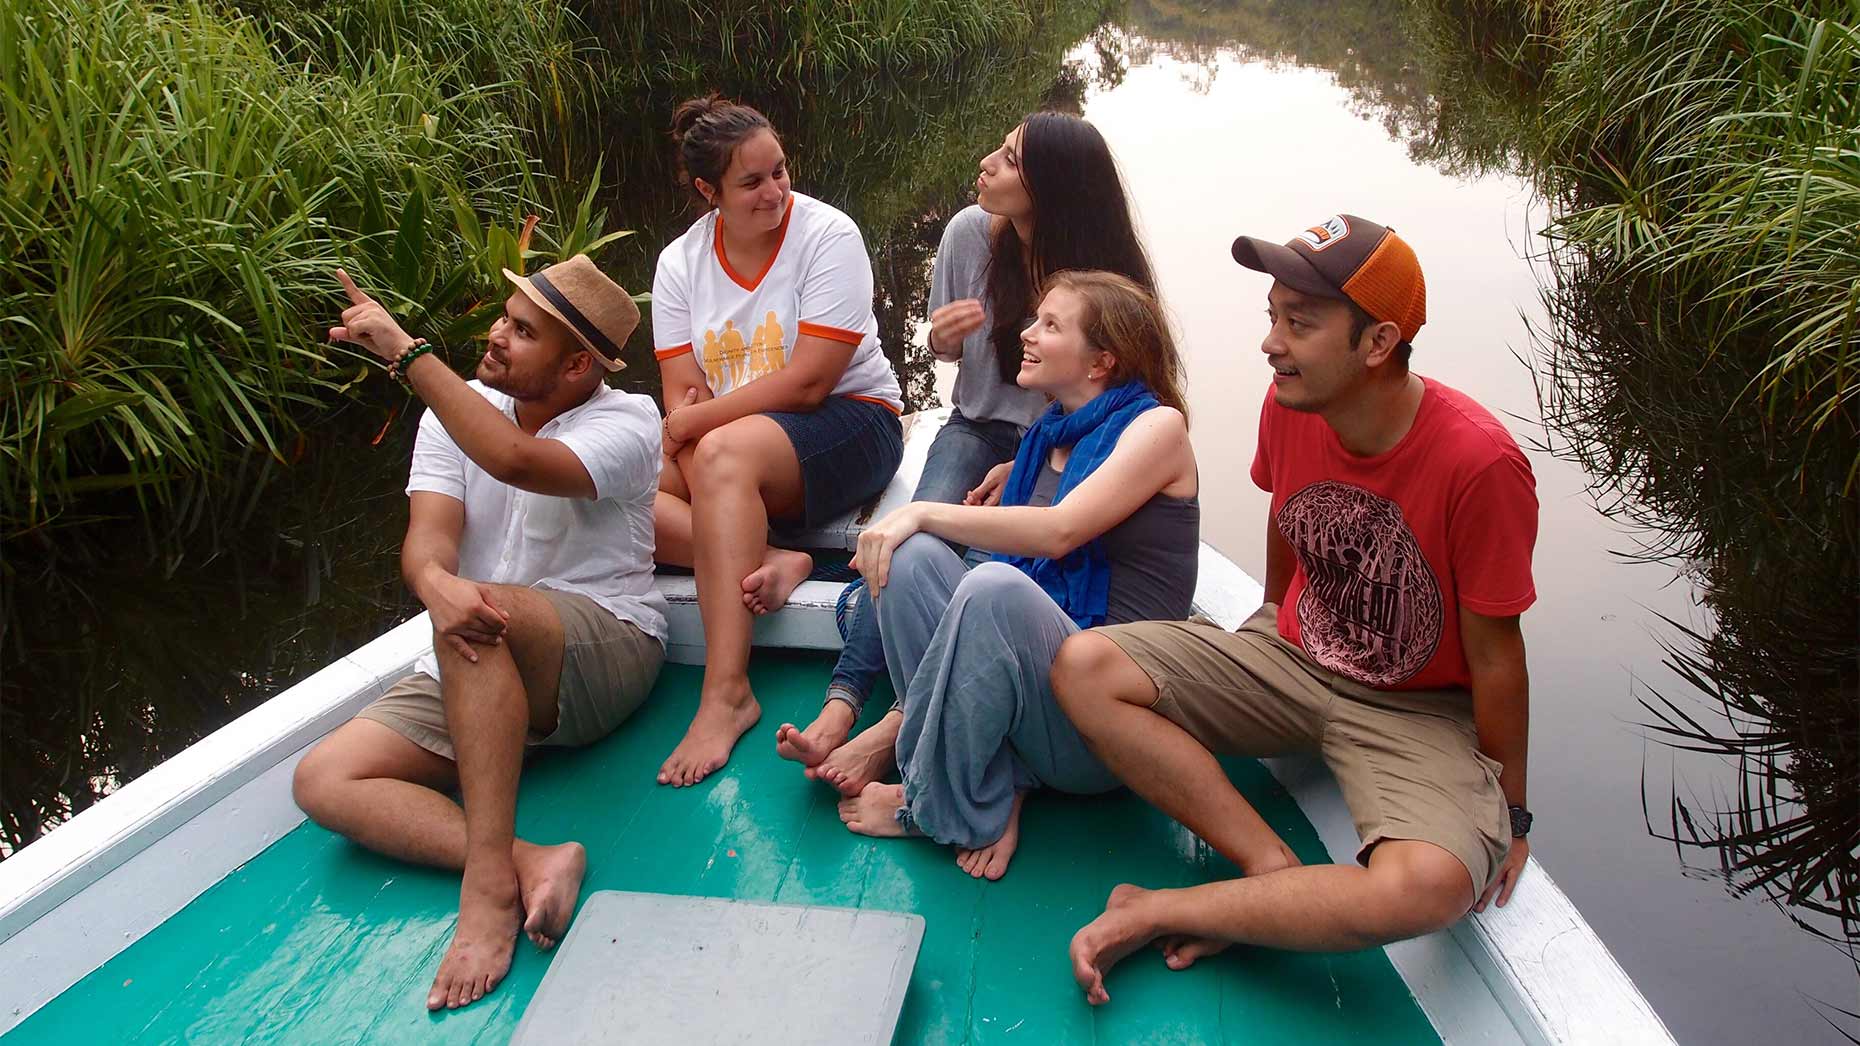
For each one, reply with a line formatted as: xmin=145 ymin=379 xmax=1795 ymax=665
xmin=993 ymin=380 xmax=1160 ymax=628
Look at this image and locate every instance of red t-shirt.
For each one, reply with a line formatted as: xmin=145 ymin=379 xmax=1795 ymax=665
xmin=1251 ymin=377 xmax=1537 ymax=691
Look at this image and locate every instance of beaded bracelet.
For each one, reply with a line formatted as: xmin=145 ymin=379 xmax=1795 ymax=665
xmin=387 ymin=339 xmax=433 ymax=386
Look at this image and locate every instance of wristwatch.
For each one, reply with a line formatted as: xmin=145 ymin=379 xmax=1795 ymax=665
xmin=1508 ymin=805 xmax=1533 ymax=838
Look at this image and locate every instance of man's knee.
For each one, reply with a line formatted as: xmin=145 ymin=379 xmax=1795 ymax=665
xmin=291 ymin=737 xmax=347 ymax=823
xmin=1051 ymin=631 xmax=1146 ymax=716
xmin=1366 ymin=840 xmax=1476 ymax=939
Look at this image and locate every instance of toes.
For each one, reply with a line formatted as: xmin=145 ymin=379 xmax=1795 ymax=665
xmin=1070 ymin=952 xmax=1104 ymax=1004
xmin=1169 ymin=938 xmax=1221 ymax=969
xmin=985 ymin=853 xmax=1009 ymax=880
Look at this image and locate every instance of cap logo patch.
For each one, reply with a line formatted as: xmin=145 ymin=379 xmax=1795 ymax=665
xmin=1297 ymin=215 xmax=1351 ymax=252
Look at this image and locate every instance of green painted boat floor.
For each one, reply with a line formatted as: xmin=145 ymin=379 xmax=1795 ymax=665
xmin=11 ymin=653 xmax=1439 ymax=1045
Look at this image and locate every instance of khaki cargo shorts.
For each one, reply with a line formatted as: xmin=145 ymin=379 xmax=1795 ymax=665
xmin=1095 ymin=604 xmax=1509 ymax=893
xmin=358 ymin=589 xmax=664 ymax=762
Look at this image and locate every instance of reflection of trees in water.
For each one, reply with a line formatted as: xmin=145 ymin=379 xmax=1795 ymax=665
xmin=0 ymin=3 xmax=1117 ymax=856
xmin=1120 ymin=0 xmax=1439 ymax=151
xmin=1535 ymin=243 xmax=1860 ymax=962
xmin=0 ymin=415 xmax=422 ymax=854
xmin=1148 ymin=0 xmax=1860 ymax=970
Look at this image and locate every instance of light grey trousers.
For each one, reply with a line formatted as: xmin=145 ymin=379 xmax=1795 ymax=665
xmin=876 ymin=533 xmax=1121 ymax=848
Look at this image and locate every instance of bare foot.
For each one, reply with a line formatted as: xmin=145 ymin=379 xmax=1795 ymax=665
xmin=741 ymin=548 xmax=813 ymax=615
xmin=816 ymin=710 xmax=900 ymax=797
xmin=837 ymin=782 xmax=914 ymax=838
xmin=775 ymin=700 xmax=855 ymax=770
xmin=955 ymin=792 xmax=1025 ymax=881
xmin=427 ymin=863 xmax=521 ymax=1010
xmin=658 ymin=688 xmax=761 ymax=787
xmin=1068 ymin=883 xmax=1163 ymax=1006
xmin=514 ymin=841 xmax=586 ymax=950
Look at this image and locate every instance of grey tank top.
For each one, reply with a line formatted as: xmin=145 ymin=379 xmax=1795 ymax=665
xmin=1027 ymin=462 xmax=1200 ymax=625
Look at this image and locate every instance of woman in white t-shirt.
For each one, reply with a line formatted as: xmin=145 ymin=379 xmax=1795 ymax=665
xmin=650 ymin=94 xmax=904 ymax=788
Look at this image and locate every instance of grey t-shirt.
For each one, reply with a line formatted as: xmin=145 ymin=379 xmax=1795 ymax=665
xmin=931 ymin=205 xmax=1048 ymax=429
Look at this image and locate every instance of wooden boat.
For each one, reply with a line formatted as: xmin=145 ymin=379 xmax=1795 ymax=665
xmin=0 ymin=409 xmax=1675 ymax=1043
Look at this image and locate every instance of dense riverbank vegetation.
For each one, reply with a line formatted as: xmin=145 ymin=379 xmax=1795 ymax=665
xmin=0 ymin=0 xmax=1115 ymax=852
xmin=1125 ymin=0 xmax=1858 ymax=960
xmin=1408 ymin=0 xmax=1858 ymax=951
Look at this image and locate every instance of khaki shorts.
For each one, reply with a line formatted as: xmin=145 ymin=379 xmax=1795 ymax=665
xmin=358 ymin=589 xmax=664 ymax=762
xmin=1096 ymin=604 xmax=1509 ymax=893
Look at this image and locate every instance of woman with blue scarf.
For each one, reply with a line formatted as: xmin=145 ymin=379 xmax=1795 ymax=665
xmin=831 ymin=272 xmax=1200 ymax=880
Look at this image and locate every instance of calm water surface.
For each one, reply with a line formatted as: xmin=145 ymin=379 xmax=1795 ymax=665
xmin=1055 ymin=38 xmax=1852 ymax=1046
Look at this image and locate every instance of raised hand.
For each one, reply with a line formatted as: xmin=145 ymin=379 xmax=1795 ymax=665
xmin=928 ymin=298 xmax=986 ymax=359
xmin=328 ymin=268 xmax=416 ymax=362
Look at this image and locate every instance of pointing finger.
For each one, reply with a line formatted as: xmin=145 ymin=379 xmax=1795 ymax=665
xmin=334 ymin=268 xmax=371 ymax=306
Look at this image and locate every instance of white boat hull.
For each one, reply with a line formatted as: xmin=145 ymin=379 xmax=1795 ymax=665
xmin=0 ymin=409 xmax=1674 ymax=1043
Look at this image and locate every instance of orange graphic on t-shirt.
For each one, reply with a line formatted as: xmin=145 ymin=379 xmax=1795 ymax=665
xmin=718 ymin=320 xmax=750 ymax=387
xmin=750 ymin=310 xmax=787 ymax=378
xmin=700 ymin=328 xmax=730 ymax=391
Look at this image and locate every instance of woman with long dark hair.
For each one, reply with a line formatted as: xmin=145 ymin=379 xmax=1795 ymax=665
xmin=774 ymin=112 xmax=1158 ymax=785
xmin=832 ymin=272 xmax=1198 ymax=880
xmin=650 ymin=94 xmax=904 ymax=787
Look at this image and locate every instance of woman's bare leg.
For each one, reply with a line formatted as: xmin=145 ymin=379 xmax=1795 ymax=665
xmin=657 ymin=416 xmax=805 ymax=786
xmin=654 ymin=452 xmax=696 ymax=567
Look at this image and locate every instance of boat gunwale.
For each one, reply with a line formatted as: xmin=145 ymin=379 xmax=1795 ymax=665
xmin=0 ymin=409 xmax=1675 ymax=1044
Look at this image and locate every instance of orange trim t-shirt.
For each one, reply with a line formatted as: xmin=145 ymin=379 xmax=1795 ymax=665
xmin=649 ymin=192 xmax=902 ymax=412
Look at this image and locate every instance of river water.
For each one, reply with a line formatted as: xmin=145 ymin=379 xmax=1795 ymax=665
xmin=4 ymin=4 xmax=1853 ymax=1043
xmin=1057 ymin=32 xmax=1853 ymax=1046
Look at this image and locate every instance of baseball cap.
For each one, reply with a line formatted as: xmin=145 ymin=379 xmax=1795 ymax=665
xmin=1231 ymin=214 xmax=1427 ymax=344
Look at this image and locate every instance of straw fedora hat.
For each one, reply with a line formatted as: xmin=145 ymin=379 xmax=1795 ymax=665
xmin=501 ymin=255 xmax=640 ymax=372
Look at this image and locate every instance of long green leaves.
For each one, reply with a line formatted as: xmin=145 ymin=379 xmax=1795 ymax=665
xmin=0 ymin=0 xmax=539 ymax=540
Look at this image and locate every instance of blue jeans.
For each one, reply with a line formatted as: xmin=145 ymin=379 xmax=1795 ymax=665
xmin=826 ymin=410 xmax=1022 ymax=713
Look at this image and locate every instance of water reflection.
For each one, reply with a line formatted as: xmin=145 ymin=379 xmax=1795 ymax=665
xmin=1128 ymin=0 xmax=1860 ymax=963
xmin=1535 ymin=241 xmax=1860 ymax=960
xmin=1 ymin=413 xmax=421 ymax=852
xmin=1086 ymin=1 xmax=1856 ymax=1037
xmin=0 ymin=6 xmax=1117 ymax=854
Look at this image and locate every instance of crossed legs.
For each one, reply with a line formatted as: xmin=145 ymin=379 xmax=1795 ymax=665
xmin=1050 ymin=632 xmax=1476 ymax=1005
xmin=652 ymin=417 xmax=808 ymax=786
xmin=292 ymin=584 xmax=582 ymax=1011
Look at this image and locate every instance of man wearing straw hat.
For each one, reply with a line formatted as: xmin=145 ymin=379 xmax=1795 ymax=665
xmin=293 ymin=258 xmax=668 ymax=1012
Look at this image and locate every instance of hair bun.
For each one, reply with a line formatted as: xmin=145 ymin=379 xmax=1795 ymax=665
xmin=668 ymin=94 xmax=776 ymax=204
xmin=669 ymin=92 xmax=730 ymax=142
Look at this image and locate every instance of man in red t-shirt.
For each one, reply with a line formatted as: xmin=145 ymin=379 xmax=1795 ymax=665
xmin=1051 ymin=214 xmax=1538 ymax=1005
